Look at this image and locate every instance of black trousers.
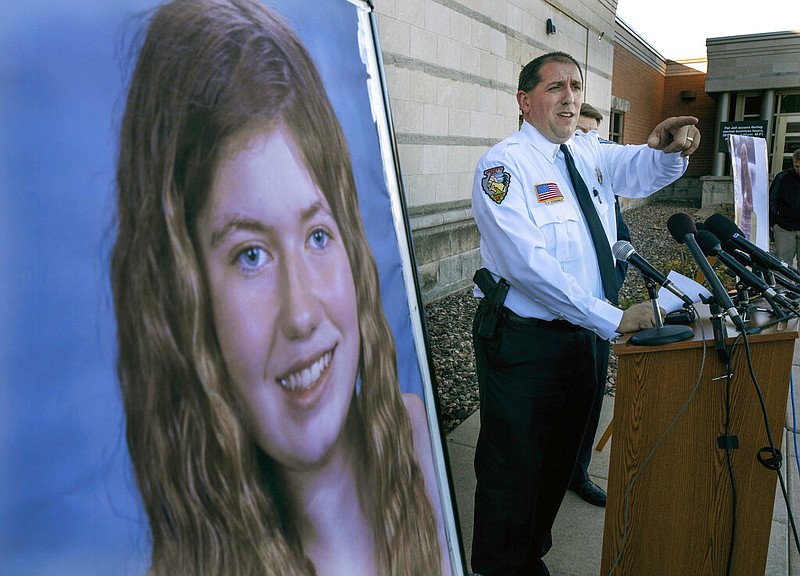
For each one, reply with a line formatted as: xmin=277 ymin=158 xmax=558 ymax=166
xmin=570 ymin=338 xmax=610 ymax=487
xmin=470 ymin=300 xmax=599 ymax=576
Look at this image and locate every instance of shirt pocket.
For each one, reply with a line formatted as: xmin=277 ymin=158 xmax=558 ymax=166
xmin=529 ymin=201 xmax=585 ymax=263
xmin=594 ymin=189 xmax=611 ymax=222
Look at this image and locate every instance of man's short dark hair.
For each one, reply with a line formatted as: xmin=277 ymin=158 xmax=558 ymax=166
xmin=580 ymin=103 xmax=603 ymax=124
xmin=518 ymin=51 xmax=584 ymax=93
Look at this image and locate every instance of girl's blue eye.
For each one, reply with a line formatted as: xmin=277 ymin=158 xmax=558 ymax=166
xmin=310 ymin=228 xmax=331 ymax=249
xmin=236 ymin=246 xmax=267 ymax=272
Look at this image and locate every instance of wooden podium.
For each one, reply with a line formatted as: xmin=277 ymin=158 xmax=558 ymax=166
xmin=601 ymin=306 xmax=798 ymax=576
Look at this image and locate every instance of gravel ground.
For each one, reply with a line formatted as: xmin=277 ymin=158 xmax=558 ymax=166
xmin=424 ymin=200 xmax=706 ymax=433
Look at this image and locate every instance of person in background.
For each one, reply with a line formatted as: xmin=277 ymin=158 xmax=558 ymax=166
xmin=566 ymin=103 xmax=631 ymax=507
xmin=470 ymin=51 xmax=699 ymax=576
xmin=575 ymin=102 xmax=602 ymax=134
xmin=769 ymin=148 xmax=800 ymax=266
xmin=111 ymin=1 xmax=450 ymax=574
xmin=577 ymin=104 xmax=632 ymax=291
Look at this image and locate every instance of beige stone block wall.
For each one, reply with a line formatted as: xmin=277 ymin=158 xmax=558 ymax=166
xmin=706 ymin=32 xmax=800 ymax=93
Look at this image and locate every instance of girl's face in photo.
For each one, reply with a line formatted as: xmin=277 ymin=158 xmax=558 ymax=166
xmin=198 ymin=125 xmax=360 ymax=471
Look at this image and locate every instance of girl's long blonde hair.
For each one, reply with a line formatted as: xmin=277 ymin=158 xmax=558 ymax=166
xmin=111 ymin=0 xmax=441 ymax=573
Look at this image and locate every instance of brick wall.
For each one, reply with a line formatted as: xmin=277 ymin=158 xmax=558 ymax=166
xmin=611 ymin=46 xmax=665 ymax=145
xmin=662 ymin=66 xmax=715 ymax=177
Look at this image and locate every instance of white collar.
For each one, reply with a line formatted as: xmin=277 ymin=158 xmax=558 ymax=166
xmin=520 ymin=120 xmax=571 ymax=163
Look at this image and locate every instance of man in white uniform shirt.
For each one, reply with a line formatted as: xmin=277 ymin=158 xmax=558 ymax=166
xmin=470 ymin=51 xmax=700 ymax=576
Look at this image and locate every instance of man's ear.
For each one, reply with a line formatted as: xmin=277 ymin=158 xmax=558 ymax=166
xmin=516 ymin=90 xmax=530 ymax=115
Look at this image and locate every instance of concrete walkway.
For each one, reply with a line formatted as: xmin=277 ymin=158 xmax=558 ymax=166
xmin=445 ymin=343 xmax=800 ymax=575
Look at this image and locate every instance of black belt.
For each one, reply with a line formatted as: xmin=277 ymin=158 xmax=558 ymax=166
xmin=502 ymin=306 xmax=583 ymax=332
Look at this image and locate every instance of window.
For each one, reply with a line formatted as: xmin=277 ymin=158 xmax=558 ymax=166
xmin=735 ymin=93 xmax=762 ymax=121
xmin=609 ymin=110 xmax=623 ymax=143
xmin=778 ymin=93 xmax=800 ymax=114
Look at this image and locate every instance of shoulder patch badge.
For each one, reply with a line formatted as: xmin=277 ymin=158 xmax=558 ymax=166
xmin=535 ymin=182 xmax=564 ymax=204
xmin=481 ymin=166 xmax=510 ymax=204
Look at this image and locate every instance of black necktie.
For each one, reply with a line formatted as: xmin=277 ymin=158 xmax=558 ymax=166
xmin=560 ymin=143 xmax=618 ymax=304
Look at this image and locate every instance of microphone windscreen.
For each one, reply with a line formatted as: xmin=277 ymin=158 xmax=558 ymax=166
xmin=696 ymin=230 xmax=721 ymax=256
xmin=612 ymin=240 xmax=635 ymax=261
xmin=666 ymin=212 xmax=697 ymax=244
xmin=703 ymin=213 xmax=740 ymax=243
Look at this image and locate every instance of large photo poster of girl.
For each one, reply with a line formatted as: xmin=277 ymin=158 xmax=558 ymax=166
xmin=730 ymin=134 xmax=770 ymax=250
xmin=1 ymin=1 xmax=462 ymax=574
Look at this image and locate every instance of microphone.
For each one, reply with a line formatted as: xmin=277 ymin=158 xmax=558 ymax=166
xmin=666 ymin=212 xmax=746 ymax=331
xmin=721 ymin=246 xmax=791 ymax=292
xmin=704 ymin=213 xmax=800 ymax=284
xmin=695 ymin=231 xmax=796 ymax=311
xmin=612 ymin=240 xmax=694 ymax=306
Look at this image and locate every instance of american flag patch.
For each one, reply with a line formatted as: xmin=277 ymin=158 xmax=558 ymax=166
xmin=535 ymin=182 xmax=563 ymax=203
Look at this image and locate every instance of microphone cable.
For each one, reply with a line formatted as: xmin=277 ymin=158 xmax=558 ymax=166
xmin=720 ymin=335 xmax=737 ymax=576
xmin=792 ymin=372 xmax=800 ymax=482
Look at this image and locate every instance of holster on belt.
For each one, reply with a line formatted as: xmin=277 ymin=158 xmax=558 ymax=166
xmin=473 ymin=267 xmax=510 ymax=338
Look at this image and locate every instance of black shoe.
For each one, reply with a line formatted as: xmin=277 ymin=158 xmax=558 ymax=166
xmin=570 ymin=480 xmax=607 ymax=507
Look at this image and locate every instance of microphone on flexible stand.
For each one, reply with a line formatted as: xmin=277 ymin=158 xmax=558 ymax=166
xmin=722 ymin=245 xmax=797 ymax=295
xmin=666 ymin=212 xmax=747 ymax=332
xmin=612 ymin=240 xmax=695 ymax=345
xmin=770 ymin=269 xmax=800 ymax=298
xmin=695 ymin=230 xmax=797 ymax=317
xmin=704 ymin=213 xmax=800 ymax=284
xmin=612 ymin=241 xmax=695 ymax=306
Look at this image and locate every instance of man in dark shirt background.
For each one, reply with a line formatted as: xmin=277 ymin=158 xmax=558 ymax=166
xmin=769 ymin=148 xmax=800 ymax=266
